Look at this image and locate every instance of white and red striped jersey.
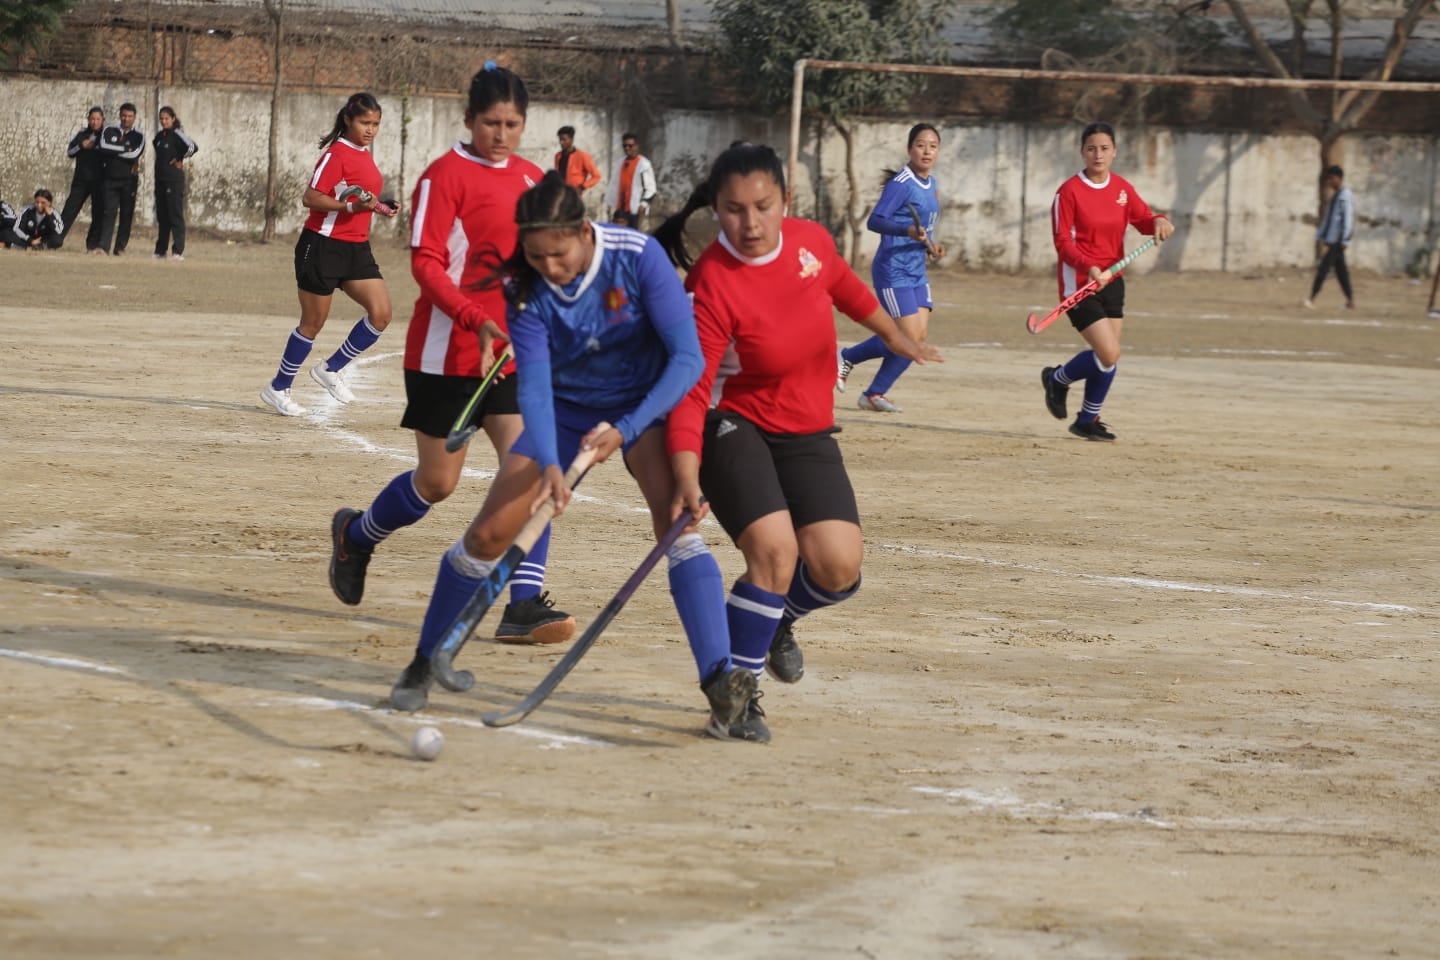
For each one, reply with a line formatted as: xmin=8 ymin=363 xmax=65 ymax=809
xmin=1051 ymin=171 xmax=1161 ymax=298
xmin=301 ymin=138 xmax=382 ymax=242
xmin=404 ymin=143 xmax=543 ymax=377
xmin=667 ymin=218 xmax=879 ymax=458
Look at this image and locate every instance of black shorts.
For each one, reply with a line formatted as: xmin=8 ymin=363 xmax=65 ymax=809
xmin=294 ymin=228 xmax=382 ymax=296
xmin=1067 ymin=275 xmax=1125 ymax=332
xmin=400 ymin=368 xmax=521 ymax=439
xmin=699 ymin=410 xmax=860 ymax=543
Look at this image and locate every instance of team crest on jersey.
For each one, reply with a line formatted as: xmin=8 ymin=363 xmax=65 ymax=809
xmin=797 ymin=247 xmax=822 ymax=279
xmin=1117 ymin=190 xmax=1128 ymax=206
xmin=603 ymin=287 xmax=630 ymax=325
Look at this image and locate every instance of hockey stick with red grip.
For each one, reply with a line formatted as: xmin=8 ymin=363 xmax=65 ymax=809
xmin=430 ymin=441 xmax=604 ymax=693
xmin=481 ymin=505 xmax=699 ymax=727
xmin=1025 ymin=237 xmax=1158 ymax=335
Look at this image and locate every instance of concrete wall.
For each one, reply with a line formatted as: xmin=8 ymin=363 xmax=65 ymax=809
xmin=3 ymin=77 xmax=1436 ymax=273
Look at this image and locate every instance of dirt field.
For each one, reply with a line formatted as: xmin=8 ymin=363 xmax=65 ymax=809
xmin=2 ymin=234 xmax=1437 ymax=960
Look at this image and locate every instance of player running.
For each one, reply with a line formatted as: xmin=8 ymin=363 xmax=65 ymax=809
xmin=388 ymin=172 xmax=745 ymax=733
xmin=837 ymin=123 xmax=945 ymax=412
xmin=654 ymin=142 xmax=941 ymax=739
xmin=260 ymin=92 xmax=397 ymax=416
xmin=326 ymin=64 xmax=575 ymax=644
xmin=1040 ymin=121 xmax=1174 ymax=441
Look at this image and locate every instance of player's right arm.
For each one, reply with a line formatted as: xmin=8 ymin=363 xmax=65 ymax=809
xmin=1051 ymin=186 xmax=1092 ymax=276
xmin=408 ymin=173 xmax=492 ymax=333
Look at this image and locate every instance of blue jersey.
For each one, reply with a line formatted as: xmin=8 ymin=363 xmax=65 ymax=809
xmin=868 ymin=166 xmax=939 ymax=289
xmin=510 ymin=223 xmax=705 ymax=470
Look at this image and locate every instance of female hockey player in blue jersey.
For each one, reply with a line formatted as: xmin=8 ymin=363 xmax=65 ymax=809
xmin=388 ymin=171 xmax=759 ymax=739
xmin=837 ymin=123 xmax=945 ymax=413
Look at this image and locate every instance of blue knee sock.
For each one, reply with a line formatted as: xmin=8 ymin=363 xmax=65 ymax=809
xmin=842 ymin=335 xmax=888 ymax=368
xmin=1078 ymin=360 xmax=1116 ymax=423
xmin=666 ymin=534 xmax=731 ymax=683
xmin=1053 ymin=349 xmax=1100 ymax=388
xmin=727 ymin=580 xmax=787 ymax=678
xmin=349 ymin=471 xmax=430 ymax=549
xmin=323 ymin=316 xmax=381 ymax=372
xmin=271 ymin=328 xmax=314 ymax=391
xmin=417 ymin=542 xmax=495 ymax=657
xmin=508 ymin=524 xmax=550 ymax=604
xmin=783 ymin=558 xmax=860 ymax=625
xmin=866 ymin=352 xmax=913 ymax=397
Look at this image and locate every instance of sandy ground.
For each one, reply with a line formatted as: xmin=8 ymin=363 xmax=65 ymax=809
xmin=1 ymin=234 xmax=1437 ymax=959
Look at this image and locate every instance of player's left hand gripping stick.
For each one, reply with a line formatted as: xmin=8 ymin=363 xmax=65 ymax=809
xmin=429 ymin=441 xmax=604 ymax=692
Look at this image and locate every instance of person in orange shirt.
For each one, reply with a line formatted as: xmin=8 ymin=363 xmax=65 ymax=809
xmin=554 ymin=125 xmax=601 ymax=197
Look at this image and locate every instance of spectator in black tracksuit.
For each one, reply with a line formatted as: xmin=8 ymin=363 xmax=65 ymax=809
xmin=0 ymin=197 xmax=16 ymax=248
xmin=152 ymin=105 xmax=199 ymax=260
xmin=8 ymin=190 xmax=66 ymax=250
xmin=96 ymin=101 xmax=145 ymax=256
xmin=61 ymin=106 xmax=107 ymax=252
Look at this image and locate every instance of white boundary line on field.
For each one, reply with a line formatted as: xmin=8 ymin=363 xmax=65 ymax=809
xmin=876 ymin=543 xmax=1421 ymax=614
xmin=0 ymin=648 xmax=130 ymax=674
xmin=270 ymin=694 xmax=611 ymax=748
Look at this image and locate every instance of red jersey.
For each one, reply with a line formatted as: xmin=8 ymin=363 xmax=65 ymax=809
xmin=404 ymin=144 xmax=543 ymax=377
xmin=301 ymin=138 xmax=382 ymax=242
xmin=667 ymin=218 xmax=880 ymax=458
xmin=1051 ymin=171 xmax=1161 ymax=298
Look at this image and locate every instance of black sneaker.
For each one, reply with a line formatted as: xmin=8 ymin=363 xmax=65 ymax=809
xmin=1041 ymin=366 xmax=1068 ymax=420
xmin=707 ymin=689 xmax=771 ymax=743
xmin=390 ymin=652 xmax=433 ymax=712
xmin=494 ymin=590 xmax=576 ymax=645
xmin=765 ymin=621 xmax=804 ymax=684
xmin=328 ymin=508 xmax=373 ymax=606
xmin=1069 ymin=418 xmax=1117 ymax=442
xmin=701 ymin=665 xmax=755 ymax=731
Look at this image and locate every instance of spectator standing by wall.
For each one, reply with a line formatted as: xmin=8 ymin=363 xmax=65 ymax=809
xmin=554 ymin=125 xmax=601 ymax=212
xmin=604 ymin=131 xmax=657 ymax=227
xmin=1303 ymin=165 xmax=1355 ymax=310
xmin=0 ymin=196 xmax=15 ymax=247
xmin=152 ymin=105 xmax=199 ymax=260
xmin=7 ymin=190 xmax=65 ymax=250
xmin=96 ymin=102 xmax=145 ymax=256
xmin=61 ymin=106 xmax=107 ymax=253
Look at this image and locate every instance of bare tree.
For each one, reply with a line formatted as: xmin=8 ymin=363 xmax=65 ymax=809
xmin=1223 ymin=0 xmax=1434 ymax=173
xmin=262 ymin=0 xmax=286 ymax=243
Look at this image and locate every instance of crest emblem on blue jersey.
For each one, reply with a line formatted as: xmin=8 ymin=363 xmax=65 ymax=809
xmin=603 ymin=287 xmax=630 ymax=325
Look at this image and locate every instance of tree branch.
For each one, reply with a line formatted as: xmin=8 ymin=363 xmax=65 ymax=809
xmin=1335 ymin=0 xmax=1432 ymax=125
xmin=1222 ymin=0 xmax=1323 ymax=130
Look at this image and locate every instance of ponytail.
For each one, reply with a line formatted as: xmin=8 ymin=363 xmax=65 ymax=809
xmin=654 ymin=141 xmax=787 ymax=272
xmin=320 ymin=92 xmax=382 ymax=150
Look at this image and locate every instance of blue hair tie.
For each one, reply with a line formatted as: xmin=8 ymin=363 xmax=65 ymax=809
xmin=483 ymin=60 xmax=497 ymax=71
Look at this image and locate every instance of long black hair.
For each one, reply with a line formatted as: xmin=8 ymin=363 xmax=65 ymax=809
xmin=1081 ymin=121 xmax=1116 ymax=147
xmin=881 ymin=122 xmax=940 ymax=187
xmin=467 ymin=60 xmax=528 ymax=120
xmin=471 ymin=171 xmax=587 ymax=309
xmin=319 ymin=92 xmax=381 ymax=150
xmin=653 ymin=142 xmax=787 ymax=271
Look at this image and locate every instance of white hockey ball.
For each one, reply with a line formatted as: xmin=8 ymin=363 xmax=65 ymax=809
xmin=411 ymin=725 xmax=444 ymax=761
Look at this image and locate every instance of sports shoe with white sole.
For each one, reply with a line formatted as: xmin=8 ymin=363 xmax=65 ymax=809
xmin=857 ymin=393 xmax=902 ymax=413
xmin=766 ymin=621 xmax=804 ymax=684
xmin=495 ymin=591 xmax=576 ymax=644
xmin=836 ymin=346 xmax=854 ymax=392
xmin=260 ymin=384 xmax=306 ymax=416
xmin=310 ymin=361 xmax=356 ymax=403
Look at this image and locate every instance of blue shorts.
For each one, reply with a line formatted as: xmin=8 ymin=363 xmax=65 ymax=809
xmin=875 ymin=283 xmax=933 ymax=319
xmin=507 ymin=398 xmax=661 ymax=469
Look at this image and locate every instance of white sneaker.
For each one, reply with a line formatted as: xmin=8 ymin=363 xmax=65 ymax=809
xmin=836 ymin=346 xmax=853 ymax=392
xmin=857 ymin=393 xmax=902 ymax=413
xmin=310 ymin=362 xmax=355 ymax=403
xmin=260 ymin=384 xmax=307 ymax=416
xmin=169 ymin=253 xmax=184 ymax=261
xmin=1301 ymin=298 xmax=1315 ymax=309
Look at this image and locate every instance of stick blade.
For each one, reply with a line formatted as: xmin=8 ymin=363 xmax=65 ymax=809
xmin=1025 ymin=312 xmax=1043 ymax=334
xmin=444 ymin=425 xmax=477 ymax=454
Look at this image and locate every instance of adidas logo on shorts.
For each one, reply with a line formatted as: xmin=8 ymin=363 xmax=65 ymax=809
xmin=715 ymin=418 xmax=737 ymax=438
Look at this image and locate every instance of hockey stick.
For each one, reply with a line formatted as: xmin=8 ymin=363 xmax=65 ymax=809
xmin=443 ymin=349 xmax=513 ymax=453
xmin=481 ymin=505 xmax=698 ymax=728
xmin=1025 ymin=237 xmax=1159 ymax=335
xmin=906 ymin=202 xmax=940 ymax=259
xmin=430 ymin=438 xmax=605 ymax=693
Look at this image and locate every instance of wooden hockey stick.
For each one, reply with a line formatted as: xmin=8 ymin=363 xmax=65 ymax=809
xmin=481 ymin=506 xmax=698 ymax=728
xmin=443 ymin=349 xmax=513 ymax=453
xmin=430 ymin=439 xmax=604 ymax=693
xmin=1026 ymin=237 xmax=1158 ymax=335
